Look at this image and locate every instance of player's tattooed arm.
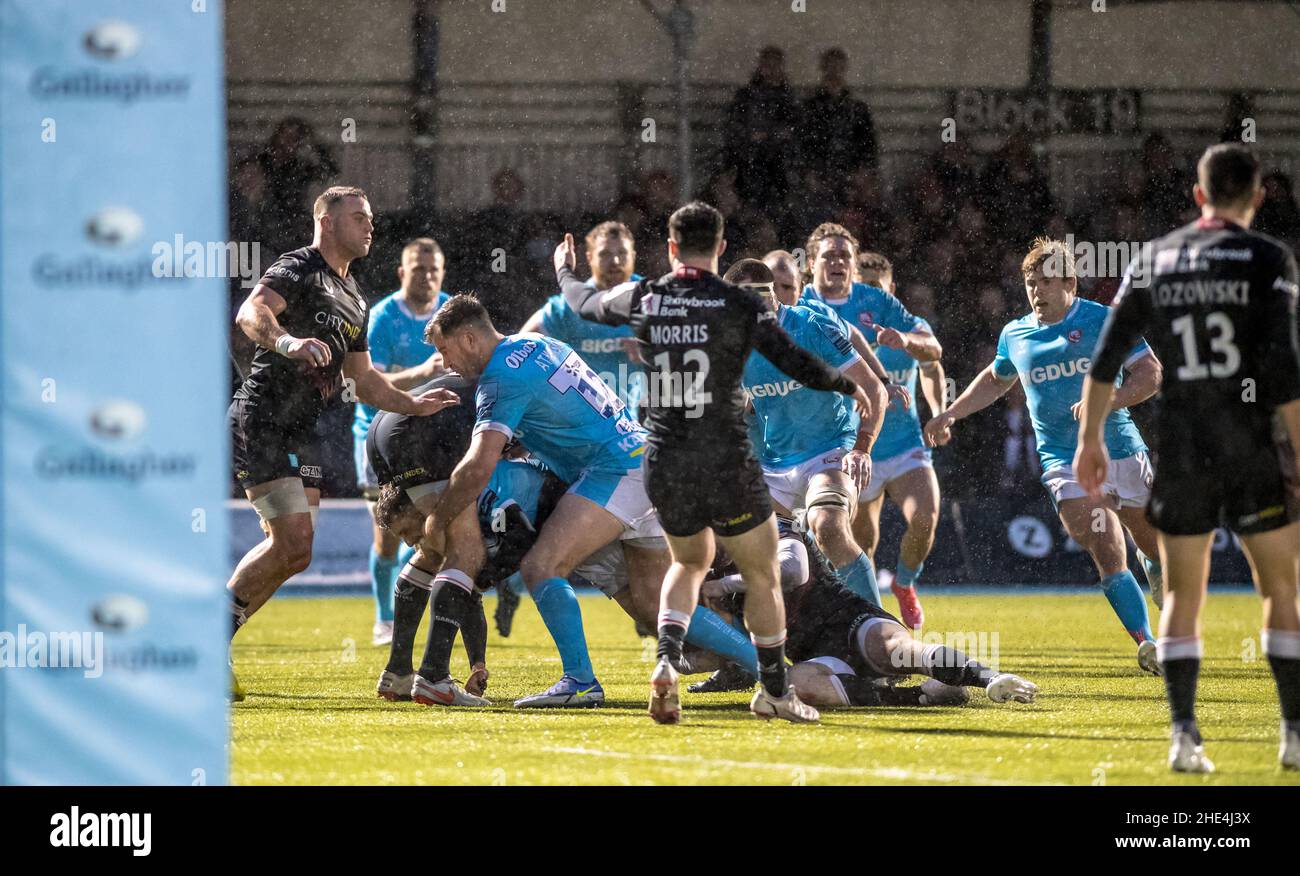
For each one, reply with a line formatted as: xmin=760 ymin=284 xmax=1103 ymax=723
xmin=924 ymin=363 xmax=1016 ymax=447
xmin=236 ymin=283 xmax=333 ymax=367
xmin=344 ymin=352 xmax=461 ymax=416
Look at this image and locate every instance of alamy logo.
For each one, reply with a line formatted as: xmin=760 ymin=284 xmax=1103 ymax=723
xmin=0 ymin=626 xmax=105 ymax=678
xmin=1027 ymin=357 xmax=1090 ymax=384
xmin=50 ymin=807 xmax=151 ymax=856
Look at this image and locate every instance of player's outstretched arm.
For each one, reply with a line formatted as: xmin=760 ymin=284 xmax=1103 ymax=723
xmin=380 ymin=352 xmax=447 ymax=391
xmin=924 ymin=363 xmax=1016 ymax=447
xmin=845 ymin=357 xmax=888 ymax=453
xmin=876 ymin=326 xmax=943 ymax=362
xmin=519 ymin=304 xmax=547 ymax=335
xmin=554 ymin=232 xmax=634 ymax=326
xmin=753 ymin=316 xmax=859 ymax=397
xmin=344 ymin=352 xmax=460 ymax=416
xmin=844 ymin=324 xmax=910 ymax=410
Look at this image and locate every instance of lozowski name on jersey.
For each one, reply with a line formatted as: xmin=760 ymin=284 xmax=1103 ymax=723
xmin=1154 ymin=280 xmax=1249 ymax=307
xmin=648 ymin=324 xmax=709 ymax=345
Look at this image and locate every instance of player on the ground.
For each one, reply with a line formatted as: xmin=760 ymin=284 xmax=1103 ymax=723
xmin=556 ymin=201 xmax=875 ymax=725
xmin=422 ymin=295 xmax=764 ymax=708
xmin=800 ymin=224 xmax=943 ymax=620
xmin=365 ymin=373 xmax=490 ymax=707
xmin=849 ymin=251 xmax=947 ymax=629
xmin=226 ymin=186 xmax=459 ymax=699
xmin=925 ymin=237 xmax=1166 ymax=676
xmin=1075 ymin=143 xmax=1300 ymax=772
xmin=352 ymin=237 xmax=451 ymax=646
xmin=725 ymin=258 xmax=890 ymax=621
xmin=520 ymin=221 xmax=646 ymax=413
xmin=699 ymin=519 xmax=1039 ymax=708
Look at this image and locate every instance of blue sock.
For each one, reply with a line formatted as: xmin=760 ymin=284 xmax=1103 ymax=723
xmin=1099 ymin=570 xmax=1155 ymax=644
xmin=686 ymin=606 xmax=759 ymax=676
xmin=531 ymin=577 xmax=595 ymax=683
xmin=837 ymin=553 xmax=882 ymax=607
xmin=397 ymin=542 xmax=415 ymax=569
xmin=503 ymin=570 xmax=527 ymax=596
xmin=370 ymin=546 xmax=399 ymax=623
xmin=895 ymin=558 xmax=924 ymax=589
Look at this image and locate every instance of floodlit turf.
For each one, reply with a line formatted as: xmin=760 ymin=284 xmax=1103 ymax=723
xmin=231 ymin=592 xmax=1300 ymax=786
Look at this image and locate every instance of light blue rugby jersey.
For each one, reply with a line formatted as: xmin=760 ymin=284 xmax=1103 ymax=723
xmin=480 ymin=456 xmax=548 ymax=525
xmin=742 ymin=304 xmax=860 ymax=468
xmin=536 ymin=275 xmax=645 ymax=410
xmin=801 ymin=283 xmax=930 ymax=460
xmin=353 ymin=290 xmax=451 ymax=440
xmin=993 ymin=297 xmax=1150 ymax=473
xmin=473 ymin=333 xmax=647 ymax=484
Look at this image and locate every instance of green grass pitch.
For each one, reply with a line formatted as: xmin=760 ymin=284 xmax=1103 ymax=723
xmin=231 ymin=592 xmax=1300 ymax=786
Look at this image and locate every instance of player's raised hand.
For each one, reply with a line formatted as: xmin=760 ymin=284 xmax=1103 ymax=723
xmin=277 ymin=334 xmax=332 ymax=368
xmin=1072 ymin=438 xmax=1109 ymax=498
xmin=553 ymin=232 xmax=577 ymax=273
xmin=409 ymin=386 xmax=461 ymax=416
xmin=876 ymin=327 xmax=906 ymax=350
xmin=842 ymin=449 xmax=872 ymax=493
xmin=924 ymin=412 xmax=954 ymax=447
xmin=886 ymin=382 xmax=912 ymax=411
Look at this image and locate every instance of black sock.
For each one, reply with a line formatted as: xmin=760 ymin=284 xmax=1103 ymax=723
xmin=921 ymin=646 xmax=998 ymax=688
xmin=1267 ymin=655 xmax=1300 ymax=728
xmin=229 ymin=596 xmax=249 ymax=639
xmin=1162 ymin=658 xmax=1201 ymax=741
xmin=838 ymin=674 xmax=883 ymax=706
xmin=756 ymin=641 xmax=789 ymax=698
xmin=417 ymin=580 xmax=473 ymax=682
xmin=386 ymin=577 xmax=430 ymax=675
xmin=657 ymin=622 xmax=687 ymax=669
xmin=461 ymin=591 xmax=488 ymax=668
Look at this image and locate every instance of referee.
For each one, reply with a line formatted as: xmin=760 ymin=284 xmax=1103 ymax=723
xmin=1075 ymin=144 xmax=1300 ymax=772
xmin=226 ymin=185 xmax=459 ymax=698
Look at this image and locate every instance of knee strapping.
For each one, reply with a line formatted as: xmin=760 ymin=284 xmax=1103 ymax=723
xmin=806 ymin=482 xmax=855 ymax=514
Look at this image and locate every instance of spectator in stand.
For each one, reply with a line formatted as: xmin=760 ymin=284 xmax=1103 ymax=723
xmin=256 ymin=117 xmax=339 ymax=253
xmin=722 ymin=46 xmax=800 ymax=208
xmin=1254 ymin=170 xmax=1300 ymax=248
xmin=801 ymin=48 xmax=879 ymax=195
xmin=1137 ymin=132 xmax=1192 ymax=236
xmin=979 ymin=130 xmax=1054 ymax=244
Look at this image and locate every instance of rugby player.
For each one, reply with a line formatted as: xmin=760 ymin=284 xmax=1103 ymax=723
xmin=925 ymin=238 xmax=1166 ymax=676
xmin=850 ymin=251 xmax=948 ymax=629
xmin=366 ymin=373 xmax=490 ymax=707
xmin=725 ymin=258 xmax=891 ymax=623
xmin=226 ymin=186 xmax=459 ymax=697
xmin=520 ymin=221 xmax=646 ymax=412
xmin=556 ymin=201 xmax=875 ymax=725
xmin=423 ymin=295 xmax=762 ymax=709
xmin=700 ymin=520 xmax=1038 ymax=708
xmin=1075 ymin=143 xmax=1300 ymax=772
xmin=800 ymin=224 xmax=943 ymax=619
xmin=352 ymin=237 xmax=451 ymax=646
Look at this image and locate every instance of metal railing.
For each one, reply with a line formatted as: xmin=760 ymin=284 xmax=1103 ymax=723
xmin=228 ymin=79 xmax=1300 ymax=214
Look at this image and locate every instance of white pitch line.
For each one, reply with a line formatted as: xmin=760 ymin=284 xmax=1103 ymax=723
xmin=541 ymin=746 xmax=1062 ymax=786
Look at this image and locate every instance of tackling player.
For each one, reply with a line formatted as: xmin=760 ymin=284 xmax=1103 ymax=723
xmin=800 ymin=224 xmax=943 ymax=621
xmin=1075 ymin=144 xmax=1300 ymax=772
xmin=725 ymin=259 xmax=890 ymax=620
xmin=352 ymin=237 xmax=451 ymax=646
xmin=226 ymin=186 xmax=459 ymax=697
xmin=850 ymin=252 xmax=947 ymax=629
xmin=366 ymin=373 xmax=490 ymax=707
xmin=556 ymin=202 xmax=874 ymax=725
xmin=520 ymin=221 xmax=646 ymax=412
xmin=926 ymin=238 xmax=1166 ymax=676
xmin=700 ymin=520 xmax=1038 ymax=708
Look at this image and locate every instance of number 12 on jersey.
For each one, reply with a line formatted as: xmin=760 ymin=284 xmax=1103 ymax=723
xmin=652 ymin=350 xmax=713 ymax=415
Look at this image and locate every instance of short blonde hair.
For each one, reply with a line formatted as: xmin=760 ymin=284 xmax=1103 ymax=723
xmin=1021 ymin=236 xmax=1075 ymax=279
